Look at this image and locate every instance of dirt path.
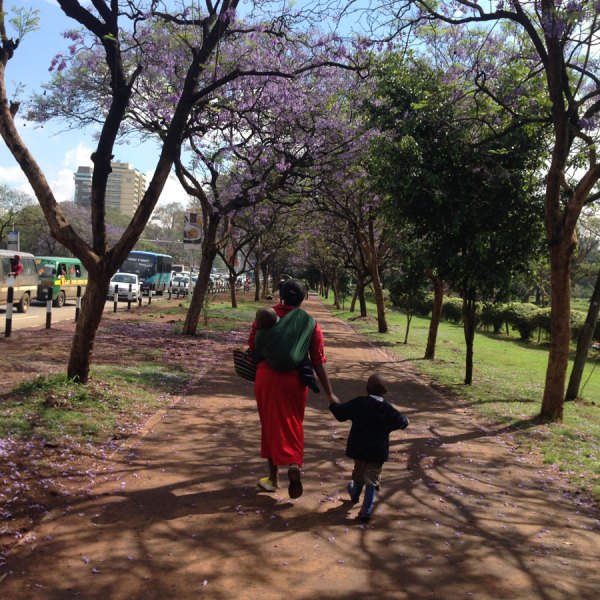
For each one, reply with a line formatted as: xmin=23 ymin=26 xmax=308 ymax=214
xmin=1 ymin=297 xmax=599 ymax=599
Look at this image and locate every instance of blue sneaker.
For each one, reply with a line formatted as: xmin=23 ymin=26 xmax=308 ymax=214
xmin=347 ymin=480 xmax=363 ymax=504
xmin=358 ymin=485 xmax=377 ymax=521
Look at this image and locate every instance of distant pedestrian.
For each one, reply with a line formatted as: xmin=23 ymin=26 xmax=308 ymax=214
xmin=329 ymin=373 xmax=409 ymax=521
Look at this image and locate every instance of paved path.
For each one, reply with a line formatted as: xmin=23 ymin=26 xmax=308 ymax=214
xmin=2 ymin=297 xmax=599 ymax=599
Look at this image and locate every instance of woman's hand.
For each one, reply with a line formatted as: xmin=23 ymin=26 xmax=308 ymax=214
xmin=314 ymin=363 xmax=340 ymax=404
xmin=327 ymin=392 xmax=341 ymax=405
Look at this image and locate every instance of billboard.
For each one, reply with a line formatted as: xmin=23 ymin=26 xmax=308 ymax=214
xmin=183 ymin=212 xmax=202 ymax=247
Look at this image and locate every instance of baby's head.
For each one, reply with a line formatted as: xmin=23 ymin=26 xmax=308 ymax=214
xmin=255 ymin=307 xmax=279 ymax=329
xmin=366 ymin=373 xmax=388 ymax=397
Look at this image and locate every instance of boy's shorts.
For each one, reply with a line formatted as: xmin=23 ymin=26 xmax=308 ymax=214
xmin=352 ymin=459 xmax=384 ymax=489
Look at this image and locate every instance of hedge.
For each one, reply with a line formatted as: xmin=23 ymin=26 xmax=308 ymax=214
xmin=391 ymin=293 xmax=599 ymax=343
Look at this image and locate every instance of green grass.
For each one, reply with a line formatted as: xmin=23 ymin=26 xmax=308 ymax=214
xmin=571 ymin=297 xmax=592 ymax=313
xmin=1 ymin=295 xmax=261 ymax=446
xmin=1 ymin=366 xmax=188 ymax=445
xmin=203 ymin=299 xmax=262 ymax=330
xmin=145 ymin=296 xmax=260 ymax=333
xmin=327 ymin=297 xmax=600 ymax=500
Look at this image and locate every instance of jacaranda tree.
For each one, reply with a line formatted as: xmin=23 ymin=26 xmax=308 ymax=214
xmin=34 ymin=11 xmax=365 ymax=336
xmin=0 ymin=0 xmax=349 ymax=381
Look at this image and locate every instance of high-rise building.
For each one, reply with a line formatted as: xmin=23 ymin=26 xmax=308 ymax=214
xmin=73 ymin=162 xmax=146 ymax=217
xmin=73 ymin=166 xmax=93 ymax=208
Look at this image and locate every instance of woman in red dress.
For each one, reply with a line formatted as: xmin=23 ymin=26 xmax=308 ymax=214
xmin=248 ymin=279 xmax=339 ymax=498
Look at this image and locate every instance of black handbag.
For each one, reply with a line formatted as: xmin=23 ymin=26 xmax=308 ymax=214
xmin=233 ymin=348 xmax=256 ymax=382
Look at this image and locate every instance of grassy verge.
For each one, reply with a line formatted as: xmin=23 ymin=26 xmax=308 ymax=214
xmin=326 ymin=296 xmax=600 ymax=500
xmin=153 ymin=294 xmax=261 ymax=333
xmin=1 ymin=295 xmax=261 ymax=447
xmin=0 ymin=370 xmax=184 ymax=444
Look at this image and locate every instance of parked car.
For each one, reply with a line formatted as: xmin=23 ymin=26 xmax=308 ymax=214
xmin=171 ymin=275 xmax=190 ymax=294
xmin=108 ymin=272 xmax=140 ymax=301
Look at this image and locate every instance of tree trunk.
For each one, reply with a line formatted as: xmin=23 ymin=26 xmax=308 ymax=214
xmin=359 ymin=223 xmax=387 ymax=333
xmin=229 ymin=274 xmax=238 ymax=308
xmin=223 ymin=268 xmax=236 ymax=307
xmin=372 ymin=277 xmax=387 ymax=333
xmin=331 ymin=271 xmax=341 ymax=309
xmin=67 ymin=274 xmax=111 ymax=383
xmin=361 ymin=245 xmax=386 ymax=332
xmin=358 ymin=280 xmax=367 ymax=317
xmin=254 ymin=262 xmax=261 ymax=302
xmin=350 ymin=286 xmax=357 ymax=312
xmin=182 ymin=214 xmax=220 ymax=335
xmin=261 ymin=263 xmax=270 ymax=299
xmin=462 ymin=293 xmax=477 ymax=385
xmin=404 ymin=310 xmax=413 ymax=344
xmin=351 ymin=276 xmax=367 ymax=316
xmin=541 ymin=243 xmax=573 ymax=420
xmin=565 ymin=268 xmax=600 ymax=401
xmin=425 ymin=273 xmax=444 ymax=360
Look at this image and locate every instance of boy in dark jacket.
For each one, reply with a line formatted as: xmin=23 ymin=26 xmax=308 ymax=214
xmin=329 ymin=373 xmax=409 ymax=521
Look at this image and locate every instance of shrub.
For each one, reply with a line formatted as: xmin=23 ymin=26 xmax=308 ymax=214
xmin=504 ymin=303 xmax=541 ymax=341
xmin=414 ymin=293 xmax=433 ymax=317
xmin=570 ymin=310 xmax=589 ymax=342
xmin=481 ymin=303 xmax=506 ymax=334
xmin=531 ymin=307 xmax=551 ymax=341
xmin=442 ymin=297 xmax=464 ymax=323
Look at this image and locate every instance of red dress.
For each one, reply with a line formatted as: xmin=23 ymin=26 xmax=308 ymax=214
xmin=248 ymin=303 xmax=326 ymax=466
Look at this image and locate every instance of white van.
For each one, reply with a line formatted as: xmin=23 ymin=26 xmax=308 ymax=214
xmin=0 ymin=249 xmax=38 ymax=313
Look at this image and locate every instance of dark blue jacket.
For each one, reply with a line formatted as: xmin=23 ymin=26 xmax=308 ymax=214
xmin=329 ymin=395 xmax=409 ymax=463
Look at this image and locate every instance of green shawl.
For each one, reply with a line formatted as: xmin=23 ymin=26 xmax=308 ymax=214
xmin=255 ymin=308 xmax=316 ymax=371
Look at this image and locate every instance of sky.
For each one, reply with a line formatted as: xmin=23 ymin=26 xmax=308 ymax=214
xmin=0 ymin=0 xmax=190 ymax=207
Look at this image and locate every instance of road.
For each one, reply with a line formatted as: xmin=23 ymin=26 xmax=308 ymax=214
xmin=0 ymin=297 xmax=151 ymax=335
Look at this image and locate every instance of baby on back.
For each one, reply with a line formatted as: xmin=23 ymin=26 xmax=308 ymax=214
xmin=254 ymin=306 xmax=319 ymax=393
xmin=255 ymin=307 xmax=279 ymax=330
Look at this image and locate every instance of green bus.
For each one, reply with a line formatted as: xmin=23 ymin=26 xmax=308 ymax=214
xmin=0 ymin=249 xmax=38 ymax=313
xmin=35 ymin=256 xmax=88 ymax=307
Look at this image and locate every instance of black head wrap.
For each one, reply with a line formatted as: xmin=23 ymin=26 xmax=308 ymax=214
xmin=280 ymin=279 xmax=306 ymax=307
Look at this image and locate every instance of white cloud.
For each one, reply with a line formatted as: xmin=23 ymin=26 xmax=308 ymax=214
xmin=148 ymin=170 xmax=191 ymax=208
xmin=50 ymin=143 xmax=94 ymax=202
xmin=0 ymin=164 xmax=28 ymax=185
xmin=64 ymin=143 xmax=94 ymax=169
xmin=0 ymin=164 xmax=35 ymax=197
xmin=51 ymin=168 xmax=76 ymax=202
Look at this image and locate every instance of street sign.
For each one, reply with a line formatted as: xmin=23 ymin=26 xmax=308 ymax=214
xmin=7 ymin=230 xmax=19 ymax=251
xmin=183 ymin=212 xmax=202 ymax=248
